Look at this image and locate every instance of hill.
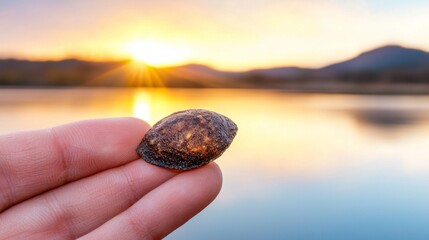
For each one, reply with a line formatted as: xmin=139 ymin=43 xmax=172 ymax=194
xmin=2 ymin=45 xmax=429 ymax=92
xmin=322 ymin=45 xmax=429 ymax=72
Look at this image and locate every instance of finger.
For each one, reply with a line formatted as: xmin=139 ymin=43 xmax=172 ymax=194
xmin=0 ymin=117 xmax=150 ymax=212
xmin=0 ymin=160 xmax=178 ymax=239
xmin=80 ymin=163 xmax=222 ymax=240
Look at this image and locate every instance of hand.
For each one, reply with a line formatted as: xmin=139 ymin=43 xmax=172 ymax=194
xmin=0 ymin=118 xmax=222 ymax=239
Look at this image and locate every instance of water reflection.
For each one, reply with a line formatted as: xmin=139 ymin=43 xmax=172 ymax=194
xmin=352 ymin=109 xmax=421 ymax=128
xmin=133 ymin=90 xmax=152 ymax=122
xmin=2 ymin=89 xmax=429 ymax=239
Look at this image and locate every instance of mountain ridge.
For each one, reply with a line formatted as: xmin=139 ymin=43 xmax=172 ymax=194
xmin=321 ymin=45 xmax=429 ymax=72
xmin=167 ymin=45 xmax=429 ymax=80
xmin=2 ymin=45 xmax=429 ymax=91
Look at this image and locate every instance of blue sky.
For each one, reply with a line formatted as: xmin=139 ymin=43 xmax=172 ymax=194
xmin=364 ymin=0 xmax=427 ymax=10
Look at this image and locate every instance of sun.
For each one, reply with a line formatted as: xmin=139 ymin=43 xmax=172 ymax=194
xmin=125 ymin=40 xmax=190 ymax=67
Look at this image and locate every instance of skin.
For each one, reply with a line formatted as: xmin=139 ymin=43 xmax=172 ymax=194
xmin=0 ymin=118 xmax=223 ymax=239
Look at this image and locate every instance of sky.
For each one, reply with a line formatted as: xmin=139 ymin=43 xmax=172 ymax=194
xmin=1 ymin=0 xmax=429 ymax=71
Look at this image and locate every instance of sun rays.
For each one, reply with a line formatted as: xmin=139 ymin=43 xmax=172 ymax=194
xmin=81 ymin=61 xmax=165 ymax=87
xmin=81 ymin=38 xmax=230 ymax=88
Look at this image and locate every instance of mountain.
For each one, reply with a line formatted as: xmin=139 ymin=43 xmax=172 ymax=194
xmin=1 ymin=45 xmax=429 ymax=92
xmin=235 ymin=45 xmax=429 ymax=83
xmin=234 ymin=45 xmax=429 ymax=91
xmin=244 ymin=67 xmax=311 ymax=79
xmin=165 ymin=64 xmax=223 ymax=75
xmin=321 ymin=45 xmax=429 ymax=72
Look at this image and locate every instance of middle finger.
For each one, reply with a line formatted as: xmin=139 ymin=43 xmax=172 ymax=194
xmin=0 ymin=160 xmax=177 ymax=239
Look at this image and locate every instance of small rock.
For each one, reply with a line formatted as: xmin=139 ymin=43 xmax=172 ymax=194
xmin=136 ymin=109 xmax=238 ymax=170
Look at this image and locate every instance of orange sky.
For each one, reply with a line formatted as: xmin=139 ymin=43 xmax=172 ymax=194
xmin=1 ymin=0 xmax=429 ymax=71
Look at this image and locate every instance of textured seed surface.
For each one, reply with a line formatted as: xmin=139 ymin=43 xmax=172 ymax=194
xmin=136 ymin=109 xmax=238 ymax=170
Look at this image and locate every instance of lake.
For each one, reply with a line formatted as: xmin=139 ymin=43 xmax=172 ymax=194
xmin=2 ymin=88 xmax=429 ymax=239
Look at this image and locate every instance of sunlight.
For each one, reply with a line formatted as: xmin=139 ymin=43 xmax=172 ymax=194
xmin=133 ymin=90 xmax=152 ymax=122
xmin=125 ymin=40 xmax=190 ymax=67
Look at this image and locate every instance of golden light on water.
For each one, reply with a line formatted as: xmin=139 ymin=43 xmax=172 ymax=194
xmin=3 ymin=88 xmax=429 ymax=181
xmin=125 ymin=40 xmax=191 ymax=67
xmin=133 ymin=90 xmax=152 ymax=122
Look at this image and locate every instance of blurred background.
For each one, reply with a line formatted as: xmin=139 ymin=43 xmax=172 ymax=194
xmin=2 ymin=0 xmax=429 ymax=239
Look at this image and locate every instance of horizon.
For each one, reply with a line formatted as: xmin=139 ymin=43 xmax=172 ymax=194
xmin=2 ymin=0 xmax=429 ymax=71
xmin=1 ymin=44 xmax=425 ymax=72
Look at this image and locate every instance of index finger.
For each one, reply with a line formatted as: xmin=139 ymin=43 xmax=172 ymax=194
xmin=0 ymin=117 xmax=150 ymax=212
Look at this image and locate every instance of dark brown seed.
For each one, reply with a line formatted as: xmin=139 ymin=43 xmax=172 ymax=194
xmin=136 ymin=109 xmax=238 ymax=170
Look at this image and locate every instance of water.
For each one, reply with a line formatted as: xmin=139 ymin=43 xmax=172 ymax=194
xmin=2 ymin=88 xmax=429 ymax=239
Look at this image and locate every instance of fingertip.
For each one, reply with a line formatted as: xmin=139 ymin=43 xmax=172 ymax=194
xmin=117 ymin=117 xmax=151 ymax=133
xmin=51 ymin=117 xmax=150 ymax=149
xmin=56 ymin=117 xmax=151 ymax=133
xmin=52 ymin=117 xmax=153 ymax=179
xmin=154 ymin=162 xmax=223 ymax=200
xmin=198 ymin=162 xmax=223 ymax=201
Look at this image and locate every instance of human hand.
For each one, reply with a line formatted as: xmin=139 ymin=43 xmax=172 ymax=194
xmin=0 ymin=118 xmax=222 ymax=239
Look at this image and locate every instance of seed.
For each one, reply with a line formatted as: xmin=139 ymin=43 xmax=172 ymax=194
xmin=136 ymin=109 xmax=238 ymax=170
